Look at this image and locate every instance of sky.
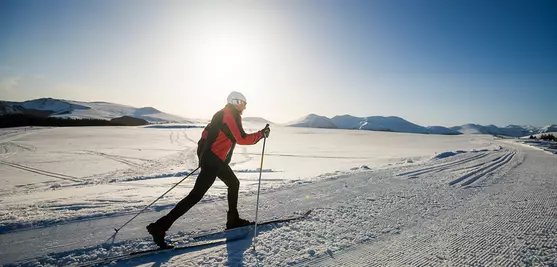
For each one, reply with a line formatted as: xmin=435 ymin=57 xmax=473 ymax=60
xmin=0 ymin=0 xmax=556 ymax=127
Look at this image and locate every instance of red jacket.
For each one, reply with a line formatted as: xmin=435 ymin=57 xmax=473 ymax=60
xmin=197 ymin=104 xmax=263 ymax=163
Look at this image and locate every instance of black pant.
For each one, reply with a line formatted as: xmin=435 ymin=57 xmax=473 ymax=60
xmin=155 ymin=152 xmax=240 ymax=231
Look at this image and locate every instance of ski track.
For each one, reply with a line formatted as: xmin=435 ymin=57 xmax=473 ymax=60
xmin=1 ymin=145 xmax=201 ymax=198
xmin=396 ymin=147 xmax=520 ymax=188
xmin=460 ymin=151 xmax=516 ymax=187
xmin=181 ymin=130 xmax=197 ymax=144
xmin=79 ymin=146 xmax=199 ymax=185
xmin=0 ymin=142 xmax=37 ymax=159
xmin=243 ymin=152 xmax=375 ymax=160
xmin=397 ymin=152 xmax=488 ymax=177
xmin=82 ymin=150 xmax=149 ymax=169
xmin=0 ymin=160 xmax=82 ymax=183
xmin=447 ymin=150 xmax=514 ymax=186
xmin=2 ymin=141 xmax=556 ymax=266
xmin=170 ymin=130 xmax=196 ymax=147
xmin=302 ymin=144 xmax=556 ymax=266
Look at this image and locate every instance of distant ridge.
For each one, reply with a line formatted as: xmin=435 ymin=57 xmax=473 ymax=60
xmin=286 ymin=113 xmax=553 ymax=137
xmin=0 ymin=98 xmax=200 ymax=124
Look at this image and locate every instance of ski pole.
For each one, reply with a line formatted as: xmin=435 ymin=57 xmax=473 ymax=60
xmin=104 ymin=166 xmax=200 ymax=248
xmin=252 ymin=124 xmax=268 ymax=251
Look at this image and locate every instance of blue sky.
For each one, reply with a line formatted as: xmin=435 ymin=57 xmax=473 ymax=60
xmin=1 ymin=0 xmax=555 ymax=127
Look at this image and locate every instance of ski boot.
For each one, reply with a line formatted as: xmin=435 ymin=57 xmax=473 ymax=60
xmin=226 ymin=210 xmax=253 ymax=230
xmin=146 ymin=223 xmax=173 ymax=249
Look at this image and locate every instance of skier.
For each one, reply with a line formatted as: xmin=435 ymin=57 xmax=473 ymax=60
xmin=146 ymin=91 xmax=271 ymax=248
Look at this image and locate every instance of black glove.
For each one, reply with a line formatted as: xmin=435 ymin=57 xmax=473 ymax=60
xmin=261 ymin=124 xmax=270 ymax=138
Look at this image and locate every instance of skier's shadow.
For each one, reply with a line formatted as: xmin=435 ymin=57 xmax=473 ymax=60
xmin=225 ymin=225 xmax=278 ymax=266
xmin=225 ymin=233 xmax=253 ymax=267
xmin=112 ymin=227 xmax=274 ymax=266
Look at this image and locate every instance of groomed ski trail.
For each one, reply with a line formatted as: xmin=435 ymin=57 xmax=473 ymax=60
xmin=2 ymin=140 xmax=555 ymax=266
xmin=302 ymin=141 xmax=556 ymax=266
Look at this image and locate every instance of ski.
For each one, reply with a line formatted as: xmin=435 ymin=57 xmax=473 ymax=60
xmin=173 ymin=209 xmax=313 ymax=243
xmin=80 ymin=209 xmax=312 ymax=267
xmin=80 ymin=232 xmax=249 ymax=267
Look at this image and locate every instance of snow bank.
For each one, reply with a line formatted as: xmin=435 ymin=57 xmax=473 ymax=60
xmin=432 ymin=151 xmax=464 ymax=159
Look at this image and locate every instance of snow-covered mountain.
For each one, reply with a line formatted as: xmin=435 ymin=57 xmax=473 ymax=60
xmin=451 ymin=124 xmax=503 ymax=135
xmin=449 ymin=124 xmax=538 ymax=137
xmin=2 ymin=98 xmax=553 ymax=136
xmin=295 ymin=114 xmax=440 ymax=134
xmin=287 ymin=113 xmax=554 ymax=137
xmin=286 ymin=114 xmax=337 ymax=128
xmin=0 ymin=101 xmax=24 ymax=114
xmin=330 ymin=115 xmax=364 ymax=129
xmin=243 ymin=117 xmax=274 ymax=125
xmin=500 ymin=125 xmax=536 ymax=137
xmin=0 ymin=98 xmax=199 ymax=123
xmin=359 ymin=116 xmax=429 ymax=134
xmin=539 ymin=124 xmax=557 ymax=133
xmin=427 ymin=126 xmax=462 ymax=135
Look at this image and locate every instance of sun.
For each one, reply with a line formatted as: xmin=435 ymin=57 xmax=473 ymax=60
xmin=164 ymin=5 xmax=272 ymax=117
xmin=186 ymin=32 xmax=264 ymax=107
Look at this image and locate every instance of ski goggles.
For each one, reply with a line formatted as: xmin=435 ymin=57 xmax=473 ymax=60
xmin=232 ymin=99 xmax=247 ymax=106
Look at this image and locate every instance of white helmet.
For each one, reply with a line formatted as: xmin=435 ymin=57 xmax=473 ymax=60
xmin=227 ymin=91 xmax=247 ymax=105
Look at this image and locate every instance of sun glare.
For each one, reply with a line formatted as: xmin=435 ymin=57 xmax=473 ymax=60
xmin=164 ymin=3 xmax=277 ymax=116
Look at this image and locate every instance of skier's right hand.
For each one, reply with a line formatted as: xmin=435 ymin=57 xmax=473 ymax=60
xmin=260 ymin=124 xmax=270 ymax=138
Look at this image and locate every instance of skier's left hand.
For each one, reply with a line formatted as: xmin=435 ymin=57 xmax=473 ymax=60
xmin=261 ymin=124 xmax=270 ymax=138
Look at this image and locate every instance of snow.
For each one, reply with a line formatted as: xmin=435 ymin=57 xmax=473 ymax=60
xmin=426 ymin=126 xmax=461 ymax=135
xmin=358 ymin=116 xmax=429 ymax=134
xmin=450 ymin=123 xmax=542 ymax=137
xmin=431 ymin=151 xmax=465 ymax=159
xmin=0 ymin=124 xmax=556 ymax=266
xmin=291 ymin=113 xmax=555 ymax=137
xmin=0 ymin=101 xmax=23 ymax=114
xmin=20 ymin=98 xmax=88 ymax=113
xmin=539 ymin=124 xmax=557 ymax=133
xmin=2 ymin=98 xmax=200 ymax=124
xmin=292 ymin=114 xmax=432 ymax=133
xmin=4 ymin=98 xmax=554 ymax=137
xmin=285 ymin=114 xmax=337 ymax=128
xmin=330 ymin=114 xmax=364 ymax=129
xmin=515 ymin=132 xmax=557 ymax=155
xmin=288 ymin=114 xmax=435 ymax=133
xmin=242 ymin=117 xmax=274 ymax=125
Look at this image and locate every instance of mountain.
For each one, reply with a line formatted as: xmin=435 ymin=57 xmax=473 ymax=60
xmin=539 ymin=124 xmax=557 ymax=133
xmin=0 ymin=101 xmax=23 ymax=114
xmin=450 ymin=124 xmax=534 ymax=137
xmin=450 ymin=124 xmax=486 ymax=135
xmin=110 ymin=116 xmax=149 ymax=126
xmin=0 ymin=98 xmax=198 ymax=123
xmin=243 ymin=117 xmax=274 ymax=125
xmin=2 ymin=98 xmax=553 ymax=136
xmin=19 ymin=98 xmax=89 ymax=114
xmin=330 ymin=115 xmax=435 ymax=134
xmin=330 ymin=115 xmax=364 ymax=129
xmin=500 ymin=125 xmax=534 ymax=137
xmin=286 ymin=114 xmax=337 ymax=128
xmin=288 ymin=113 xmax=554 ymax=137
xmin=427 ymin=126 xmax=461 ymax=135
xmin=359 ymin=116 xmax=430 ymax=134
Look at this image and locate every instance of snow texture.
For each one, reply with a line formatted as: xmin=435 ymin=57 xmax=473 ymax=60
xmin=0 ymin=124 xmax=555 ymax=266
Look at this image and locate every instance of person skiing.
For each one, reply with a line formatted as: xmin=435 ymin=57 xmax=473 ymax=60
xmin=146 ymin=91 xmax=271 ymax=248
